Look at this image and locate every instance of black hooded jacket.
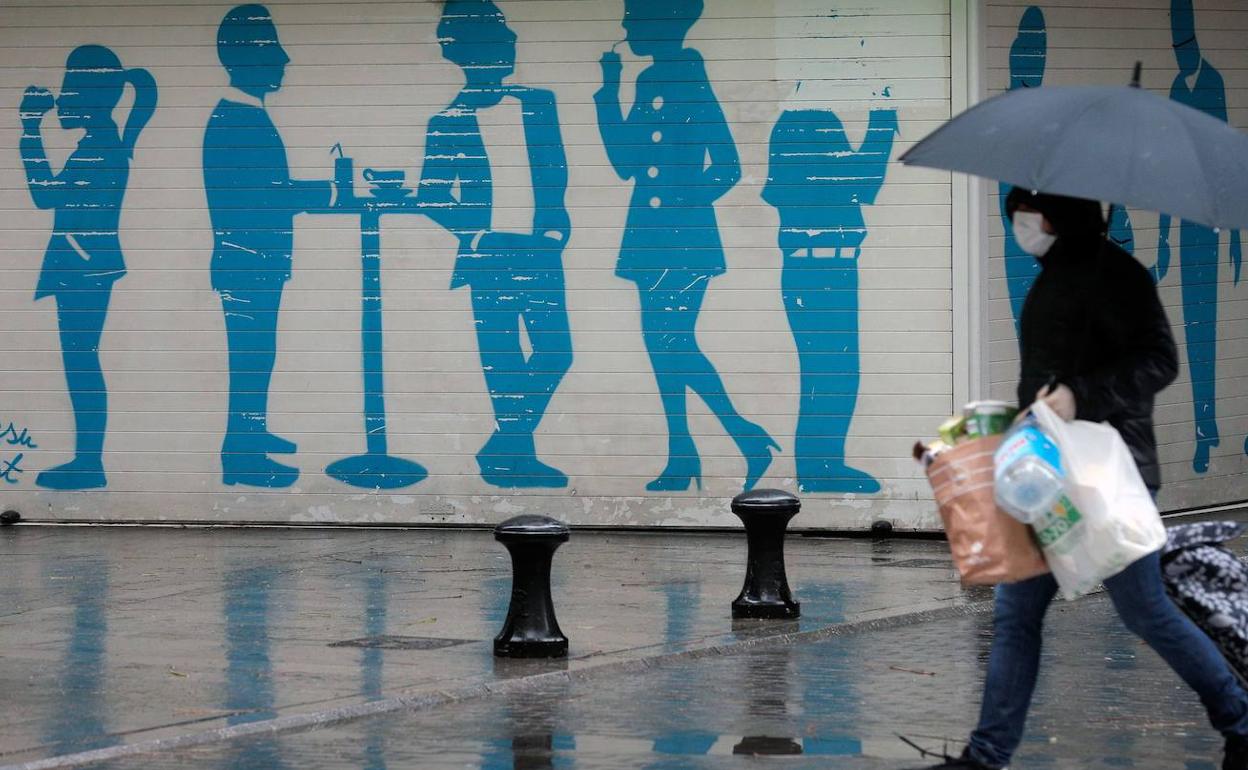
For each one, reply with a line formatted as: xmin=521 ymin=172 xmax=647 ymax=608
xmin=1007 ymin=189 xmax=1178 ymax=492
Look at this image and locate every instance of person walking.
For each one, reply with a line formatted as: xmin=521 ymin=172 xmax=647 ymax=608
xmin=19 ymin=46 xmax=156 ymax=490
xmin=917 ymin=189 xmax=1248 ymax=770
xmin=595 ymin=0 xmax=777 ymax=493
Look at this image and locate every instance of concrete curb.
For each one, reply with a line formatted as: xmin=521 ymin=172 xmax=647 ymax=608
xmin=2 ymin=599 xmax=996 ymax=770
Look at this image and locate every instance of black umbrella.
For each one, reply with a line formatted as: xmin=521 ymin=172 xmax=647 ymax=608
xmin=900 ymin=68 xmax=1248 ymax=230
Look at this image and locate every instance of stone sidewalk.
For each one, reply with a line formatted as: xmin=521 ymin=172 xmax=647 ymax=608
xmin=0 ymin=524 xmax=990 ymax=768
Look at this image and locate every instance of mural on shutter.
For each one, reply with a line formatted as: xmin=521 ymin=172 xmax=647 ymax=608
xmin=0 ymin=0 xmax=951 ymax=528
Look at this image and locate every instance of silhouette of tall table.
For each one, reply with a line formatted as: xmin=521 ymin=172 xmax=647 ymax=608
xmin=325 ymin=165 xmax=430 ymax=489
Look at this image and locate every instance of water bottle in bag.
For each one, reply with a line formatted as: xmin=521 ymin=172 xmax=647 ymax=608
xmin=994 ymin=415 xmax=1065 ymax=524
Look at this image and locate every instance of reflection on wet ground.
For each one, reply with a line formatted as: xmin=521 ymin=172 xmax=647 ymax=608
xmin=81 ymin=595 xmax=1219 ymax=769
xmin=5 ymin=524 xmax=1236 ymax=769
xmin=0 ymin=525 xmax=980 ymax=765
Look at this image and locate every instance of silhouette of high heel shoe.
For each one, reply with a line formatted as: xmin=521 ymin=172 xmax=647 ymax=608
xmin=646 ymin=455 xmax=702 ymax=492
xmin=737 ymin=424 xmax=780 ymax=492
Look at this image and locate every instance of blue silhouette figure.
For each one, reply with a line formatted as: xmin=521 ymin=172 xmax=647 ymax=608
xmin=19 ymin=47 xmax=156 ymax=490
xmin=762 ymin=109 xmax=897 ymax=494
xmin=1158 ymin=0 xmax=1242 ymax=472
xmin=204 ymin=5 xmax=335 ymax=488
xmin=418 ymin=0 xmax=574 ymax=488
xmin=999 ymin=7 xmax=1136 ymax=335
xmin=596 ymin=0 xmax=778 ymax=493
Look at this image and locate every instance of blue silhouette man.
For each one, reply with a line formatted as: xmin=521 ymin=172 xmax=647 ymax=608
xmin=204 ymin=5 xmax=335 ymax=487
xmin=762 ymin=109 xmax=898 ymax=494
xmin=596 ymin=0 xmax=778 ymax=493
xmin=1158 ymin=0 xmax=1242 ymax=472
xmin=1000 ymin=7 xmax=1135 ymax=334
xmin=19 ymin=46 xmax=156 ymax=490
xmin=417 ymin=0 xmax=573 ymax=487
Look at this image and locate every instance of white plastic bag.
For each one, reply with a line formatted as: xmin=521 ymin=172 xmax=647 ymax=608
xmin=1029 ymin=400 xmax=1167 ymax=599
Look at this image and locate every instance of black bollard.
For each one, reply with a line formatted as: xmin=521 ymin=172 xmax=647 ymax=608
xmin=493 ymin=515 xmax=570 ymax=658
xmin=731 ymin=489 xmax=801 ymax=619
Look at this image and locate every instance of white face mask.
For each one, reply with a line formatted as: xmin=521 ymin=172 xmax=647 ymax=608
xmin=1012 ymin=211 xmax=1057 ymax=257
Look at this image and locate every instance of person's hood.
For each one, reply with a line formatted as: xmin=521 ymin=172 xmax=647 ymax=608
xmin=1005 ymin=187 xmax=1105 ymax=247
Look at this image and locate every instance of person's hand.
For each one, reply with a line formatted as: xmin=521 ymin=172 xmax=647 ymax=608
xmin=20 ymin=86 xmax=54 ymax=125
xmin=599 ymin=51 xmax=622 ymax=85
xmin=1037 ymin=383 xmax=1076 ymax=422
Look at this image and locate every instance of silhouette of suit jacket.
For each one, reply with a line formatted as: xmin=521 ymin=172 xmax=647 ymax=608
xmin=419 ymin=86 xmax=570 ymax=289
xmin=203 ymin=97 xmax=330 ymax=291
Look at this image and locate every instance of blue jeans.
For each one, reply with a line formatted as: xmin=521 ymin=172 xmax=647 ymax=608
xmin=968 ymin=550 xmax=1248 ymax=768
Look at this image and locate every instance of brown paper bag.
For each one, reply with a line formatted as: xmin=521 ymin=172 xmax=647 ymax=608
xmin=926 ymin=435 xmax=1049 ymax=586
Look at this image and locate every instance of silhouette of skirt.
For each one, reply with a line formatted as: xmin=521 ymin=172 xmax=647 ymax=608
xmin=36 ymin=235 xmax=124 ymax=299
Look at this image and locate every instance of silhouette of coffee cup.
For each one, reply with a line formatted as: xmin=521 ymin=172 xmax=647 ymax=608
xmin=364 ymin=168 xmax=405 ymax=189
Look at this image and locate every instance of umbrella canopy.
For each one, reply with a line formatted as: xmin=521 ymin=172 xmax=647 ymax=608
xmin=900 ymin=84 xmax=1248 ymax=231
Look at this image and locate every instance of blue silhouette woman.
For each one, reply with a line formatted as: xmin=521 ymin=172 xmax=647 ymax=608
xmin=1000 ymin=7 xmax=1135 ymax=335
xmin=762 ymin=108 xmax=897 ymax=495
xmin=19 ymin=46 xmax=156 ymax=490
xmin=204 ymin=5 xmax=335 ymax=488
xmin=596 ymin=0 xmax=777 ymax=492
xmin=1158 ymin=0 xmax=1242 ymax=472
xmin=417 ymin=0 xmax=574 ymax=488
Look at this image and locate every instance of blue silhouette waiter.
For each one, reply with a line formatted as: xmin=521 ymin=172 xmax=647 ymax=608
xmin=1000 ymin=6 xmax=1135 ymax=334
xmin=417 ymin=0 xmax=574 ymax=488
xmin=204 ymin=5 xmax=335 ymax=488
xmin=596 ymin=0 xmax=777 ymax=492
xmin=19 ymin=46 xmax=156 ymax=490
xmin=1157 ymin=0 xmax=1242 ymax=472
xmin=762 ymin=109 xmax=897 ymax=494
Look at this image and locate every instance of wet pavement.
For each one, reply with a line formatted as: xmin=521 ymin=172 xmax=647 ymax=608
xmin=0 ymin=522 xmax=1238 ymax=769
xmin=0 ymin=524 xmax=983 ymax=767
xmin=37 ymin=595 xmax=1227 ymax=769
